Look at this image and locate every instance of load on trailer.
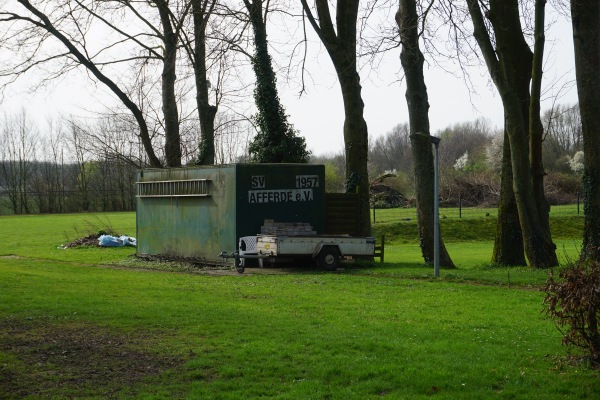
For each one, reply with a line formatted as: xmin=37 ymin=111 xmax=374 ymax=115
xmin=257 ymin=234 xmax=375 ymax=270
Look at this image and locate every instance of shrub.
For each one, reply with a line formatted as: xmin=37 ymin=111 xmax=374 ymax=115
xmin=370 ymin=184 xmax=408 ymax=209
xmin=544 ymin=260 xmax=600 ymax=367
xmin=544 ymin=172 xmax=582 ymax=205
xmin=439 ymin=171 xmax=500 ymax=207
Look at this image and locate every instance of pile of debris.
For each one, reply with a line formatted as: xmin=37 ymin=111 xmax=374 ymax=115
xmin=370 ymin=184 xmax=408 ymax=209
xmin=58 ymin=233 xmax=136 ymax=249
xmin=59 ymin=233 xmax=103 ymax=248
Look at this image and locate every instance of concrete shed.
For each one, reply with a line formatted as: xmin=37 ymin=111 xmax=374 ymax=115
xmin=136 ymin=164 xmax=326 ymax=263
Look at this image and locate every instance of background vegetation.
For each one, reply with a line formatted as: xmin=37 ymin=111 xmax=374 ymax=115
xmin=0 ymin=104 xmax=582 ymax=216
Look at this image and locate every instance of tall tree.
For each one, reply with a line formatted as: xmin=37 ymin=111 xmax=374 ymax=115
xmin=0 ymin=111 xmax=38 ymax=214
xmin=542 ymin=103 xmax=582 ymax=155
xmin=154 ymin=0 xmax=184 ymax=167
xmin=1 ymin=0 xmax=162 ymax=167
xmin=300 ymin=0 xmax=371 ymax=236
xmin=244 ymin=0 xmax=310 ymax=163
xmin=466 ymin=0 xmax=558 ymax=268
xmin=396 ymin=0 xmax=455 ymax=268
xmin=30 ymin=121 xmax=65 ymax=213
xmin=369 ymin=123 xmax=413 ymax=175
xmin=94 ymin=0 xmax=189 ymax=167
xmin=189 ymin=0 xmax=218 ymax=165
xmin=571 ymin=0 xmax=600 ymax=261
xmin=67 ymin=122 xmax=92 ymax=212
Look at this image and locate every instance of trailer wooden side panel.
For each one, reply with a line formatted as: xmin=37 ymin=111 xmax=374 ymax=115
xmin=256 ymin=235 xmax=375 ymax=257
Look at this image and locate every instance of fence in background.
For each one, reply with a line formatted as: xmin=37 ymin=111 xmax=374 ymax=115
xmin=371 ymin=203 xmax=583 ymax=224
xmin=1 ymin=188 xmax=584 ymax=220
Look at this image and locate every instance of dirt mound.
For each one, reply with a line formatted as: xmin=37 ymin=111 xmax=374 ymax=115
xmin=60 ymin=233 xmax=102 ymax=248
xmin=370 ymin=183 xmax=408 ymax=208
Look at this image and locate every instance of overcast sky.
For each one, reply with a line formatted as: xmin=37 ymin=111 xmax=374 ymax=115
xmin=281 ymin=6 xmax=578 ymax=156
xmin=2 ymin=2 xmax=578 ymax=157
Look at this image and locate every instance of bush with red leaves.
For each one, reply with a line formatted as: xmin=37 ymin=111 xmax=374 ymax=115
xmin=544 ymin=260 xmax=600 ymax=367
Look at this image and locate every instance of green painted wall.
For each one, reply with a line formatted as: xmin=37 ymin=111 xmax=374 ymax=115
xmin=136 ymin=165 xmax=237 ymax=261
xmin=235 ymin=164 xmax=325 ymax=238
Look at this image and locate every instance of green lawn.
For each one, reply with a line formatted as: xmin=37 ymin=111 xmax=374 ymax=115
xmin=0 ymin=212 xmax=596 ymax=399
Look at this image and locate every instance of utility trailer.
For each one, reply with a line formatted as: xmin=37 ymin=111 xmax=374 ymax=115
xmin=220 ymin=234 xmax=379 ymax=273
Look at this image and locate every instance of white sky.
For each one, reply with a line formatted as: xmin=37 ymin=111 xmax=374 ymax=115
xmin=281 ymin=7 xmax=578 ymax=156
xmin=1 ymin=3 xmax=578 ymax=157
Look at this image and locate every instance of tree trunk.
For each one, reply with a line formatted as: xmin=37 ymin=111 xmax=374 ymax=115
xmin=492 ymin=0 xmax=552 ymax=267
xmin=156 ymin=1 xmax=182 ymax=167
xmin=571 ymin=0 xmax=600 ymax=261
xmin=504 ymin=94 xmax=557 ymax=268
xmin=468 ymin=0 xmax=558 ymax=268
xmin=529 ymin=0 xmax=553 ymax=264
xmin=300 ymin=0 xmax=371 ymax=236
xmin=492 ymin=130 xmax=526 ymax=265
xmin=193 ymin=0 xmax=217 ymax=165
xmin=397 ymin=0 xmax=455 ymax=268
xmin=337 ymin=71 xmax=371 ymax=237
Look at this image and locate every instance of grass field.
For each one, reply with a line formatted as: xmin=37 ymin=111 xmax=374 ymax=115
xmin=0 ymin=211 xmax=597 ymax=399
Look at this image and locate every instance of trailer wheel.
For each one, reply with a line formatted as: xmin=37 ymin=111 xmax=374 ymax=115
xmin=235 ymin=255 xmax=245 ymax=273
xmin=318 ymin=246 xmax=340 ymax=271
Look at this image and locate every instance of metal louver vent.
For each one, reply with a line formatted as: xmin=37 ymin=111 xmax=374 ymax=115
xmin=137 ymin=179 xmax=211 ymax=198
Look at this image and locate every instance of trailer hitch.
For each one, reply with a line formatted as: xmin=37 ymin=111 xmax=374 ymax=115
xmin=219 ymin=252 xmax=272 ymax=274
xmin=218 ymin=251 xmax=245 ymax=273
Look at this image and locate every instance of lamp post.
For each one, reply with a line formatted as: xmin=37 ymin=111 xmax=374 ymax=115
xmin=430 ymin=135 xmax=441 ymax=277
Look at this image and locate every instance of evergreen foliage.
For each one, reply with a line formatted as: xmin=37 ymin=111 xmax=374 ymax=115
xmin=194 ymin=139 xmax=211 ymax=166
xmin=247 ymin=24 xmax=310 ymax=163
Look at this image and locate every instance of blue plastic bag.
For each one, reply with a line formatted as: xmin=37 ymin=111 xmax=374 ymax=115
xmin=98 ymin=234 xmax=137 ymax=247
xmin=98 ymin=235 xmax=123 ymax=247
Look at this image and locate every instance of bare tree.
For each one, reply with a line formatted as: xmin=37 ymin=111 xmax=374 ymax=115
xmin=76 ymin=0 xmax=191 ymax=166
xmin=65 ymin=113 xmax=138 ymax=169
xmin=154 ymin=0 xmax=186 ymax=167
xmin=65 ymin=121 xmax=92 ymax=211
xmin=542 ymin=103 xmax=582 ymax=155
xmin=188 ymin=0 xmax=219 ymax=165
xmin=300 ymin=0 xmax=371 ymax=236
xmin=0 ymin=111 xmax=38 ymax=214
xmin=436 ymin=118 xmax=494 ymax=169
xmin=30 ymin=119 xmax=66 ymax=213
xmin=396 ymin=0 xmax=455 ymax=268
xmin=369 ymin=123 xmax=413 ymax=175
xmin=0 ymin=1 xmax=163 ymax=167
xmin=213 ymin=112 xmax=254 ymax=164
xmin=466 ymin=0 xmax=558 ymax=268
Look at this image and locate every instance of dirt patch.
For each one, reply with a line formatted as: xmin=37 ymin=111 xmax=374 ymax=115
xmin=0 ymin=317 xmax=185 ymax=399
